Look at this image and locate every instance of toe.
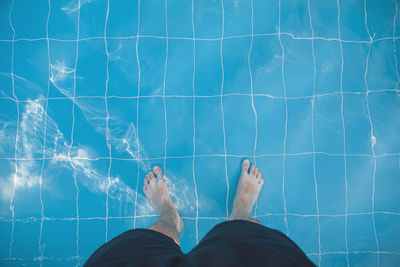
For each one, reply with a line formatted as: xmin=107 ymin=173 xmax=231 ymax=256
xmin=149 ymin=172 xmax=155 ymax=182
xmin=258 ymin=178 xmax=264 ymax=185
xmin=153 ymin=165 xmax=162 ymax=177
xmin=145 ymin=175 xmax=150 ymax=184
xmin=250 ymin=165 xmax=256 ymax=175
xmin=242 ymin=159 xmax=250 ymax=173
xmin=254 ymin=168 xmax=259 ymax=176
xmin=257 ymin=171 xmax=262 ymax=179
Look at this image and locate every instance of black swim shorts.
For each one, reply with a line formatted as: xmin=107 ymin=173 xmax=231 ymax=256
xmin=84 ymin=219 xmax=316 ymax=266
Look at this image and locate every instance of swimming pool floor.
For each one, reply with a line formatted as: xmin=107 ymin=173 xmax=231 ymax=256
xmin=0 ymin=0 xmax=399 ymax=266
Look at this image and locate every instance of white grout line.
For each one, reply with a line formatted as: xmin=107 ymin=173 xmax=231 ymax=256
xmin=220 ymin=0 xmax=230 ymax=221
xmin=8 ymin=0 xmax=18 ymax=260
xmin=103 ymin=0 xmax=112 ymax=243
xmin=278 ymin=0 xmax=289 ymax=236
xmin=336 ymin=0 xmax=350 ymax=265
xmin=306 ymin=0 xmax=321 ymax=264
xmin=363 ymin=0 xmax=380 ymax=265
xmin=37 ymin=0 xmax=52 ymax=265
xmin=191 ymin=0 xmax=199 ymax=244
xmin=133 ymin=0 xmax=141 ymax=229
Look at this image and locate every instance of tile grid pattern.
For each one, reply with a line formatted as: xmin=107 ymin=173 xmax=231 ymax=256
xmin=2 ymin=0 xmax=399 ymax=266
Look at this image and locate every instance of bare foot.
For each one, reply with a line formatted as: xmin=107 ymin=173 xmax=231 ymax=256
xmin=143 ymin=166 xmax=184 ymax=233
xmin=229 ymin=159 xmax=264 ymax=221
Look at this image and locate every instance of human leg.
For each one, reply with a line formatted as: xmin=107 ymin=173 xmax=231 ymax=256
xmin=144 ymin=166 xmax=184 ymax=246
xmin=229 ymin=159 xmax=264 ymax=224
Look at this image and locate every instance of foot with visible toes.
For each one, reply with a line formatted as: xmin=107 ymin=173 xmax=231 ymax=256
xmin=143 ymin=166 xmax=183 ymax=234
xmin=229 ymin=159 xmax=264 ymax=221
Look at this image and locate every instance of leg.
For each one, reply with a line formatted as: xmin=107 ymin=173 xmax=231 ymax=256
xmin=143 ymin=166 xmax=184 ymax=246
xmin=229 ymin=159 xmax=264 ymax=224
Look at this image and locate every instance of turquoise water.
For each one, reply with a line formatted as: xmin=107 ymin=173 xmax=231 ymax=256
xmin=0 ymin=0 xmax=399 ymax=266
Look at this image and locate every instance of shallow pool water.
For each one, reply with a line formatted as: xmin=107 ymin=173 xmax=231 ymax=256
xmin=0 ymin=0 xmax=399 ymax=266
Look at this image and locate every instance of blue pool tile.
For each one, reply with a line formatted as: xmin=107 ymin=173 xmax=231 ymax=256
xmin=285 ymin=155 xmax=317 ymax=214
xmin=0 ymin=0 xmax=13 ymax=39
xmin=343 ymin=94 xmax=373 ymax=155
xmin=46 ymin=99 xmax=74 ymax=144
xmin=42 ymin=160 xmax=79 ymax=219
xmin=43 ymin=220 xmax=76 ymax=258
xmin=367 ymin=39 xmax=397 ymax=91
xmin=315 ymin=155 xmax=346 ymax=215
xmin=107 ymin=38 xmax=139 ymax=97
xmin=11 ymin=220 xmax=40 ymax=258
xmin=250 ymin=36 xmax=284 ymax=96
xmin=165 ymin=97 xmax=194 ymax=156
xmin=107 ymin=98 xmax=138 ymax=158
xmin=375 ymin=156 xmax=400 ymax=213
xmin=78 ymin=0 xmax=107 ymax=39
xmin=254 ymin=97 xmax=286 ymax=155
xmin=166 ymin=40 xmax=194 ymax=96
xmin=314 ymin=40 xmax=341 ymax=95
xmin=366 ymin=0 xmax=396 ymax=40
xmin=380 ymin=253 xmax=400 ymax=266
xmin=253 ymin=0 xmax=279 ymax=35
xmin=137 ymin=97 xmax=165 ymax=158
xmin=14 ymin=40 xmax=49 ymax=100
xmin=287 ymin=216 xmax=319 ymax=254
xmin=281 ymin=36 xmax=314 ymax=98
xmin=193 ymin=0 xmax=222 ymax=39
xmin=167 ymin=0 xmax=192 ymax=38
xmin=107 ymin=0 xmax=138 ymax=37
xmin=76 ymin=39 xmax=107 ymax=96
xmin=339 ymin=0 xmax=370 ymax=41
xmin=195 ymin=157 xmax=228 ymax=218
xmin=280 ymin=0 xmax=312 ymax=37
xmin=313 ymin=94 xmax=344 ymax=154
xmin=138 ymin=38 xmax=166 ymax=96
xmin=12 ymin=0 xmax=48 ymax=39
xmin=194 ymin=97 xmax=225 ymax=155
xmin=348 ymin=253 xmax=378 ymax=266
xmin=375 ymin=213 xmax=400 ymax=252
xmin=320 ymin=216 xmax=346 ymax=252
xmin=108 ymin=160 xmax=138 ymax=218
xmin=223 ymin=95 xmax=256 ymax=156
xmin=48 ymin=40 xmax=77 ymax=98
xmin=48 ymin=0 xmax=78 ymax=40
xmin=286 ymin=98 xmax=313 ymax=154
xmin=72 ymin=98 xmax=109 ymax=157
xmin=0 ymin=221 xmax=11 ymax=257
xmin=79 ymin=219 xmax=106 ymax=258
xmin=342 ymin=42 xmax=369 ymax=93
xmin=0 ymin=99 xmax=17 ymax=158
xmin=321 ymin=254 xmax=349 ymax=266
xmin=253 ymin=156 xmax=285 ymax=215
xmin=0 ymin=160 xmax=13 ymax=218
xmin=368 ymin=91 xmax=400 ymax=155
xmin=347 ymin=156 xmax=374 ymax=214
xmin=76 ymin=160 xmax=108 ymax=218
xmin=347 ymin=214 xmax=377 ymax=251
xmin=309 ymin=0 xmax=339 ymax=39
xmin=222 ymin=37 xmax=252 ymax=94
xmin=0 ymin=42 xmax=12 ymax=98
xmin=12 ymin=161 xmax=42 ymax=218
xmin=223 ymin=0 xmax=251 ymax=37
xmin=194 ymin=40 xmax=222 ymax=96
xmin=139 ymin=0 xmax=166 ymax=36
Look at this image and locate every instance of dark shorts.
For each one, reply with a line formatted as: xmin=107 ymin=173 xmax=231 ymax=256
xmin=84 ymin=220 xmax=316 ymax=267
